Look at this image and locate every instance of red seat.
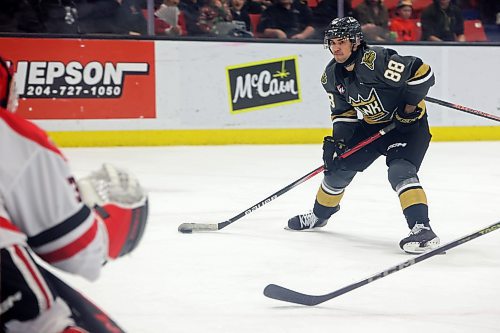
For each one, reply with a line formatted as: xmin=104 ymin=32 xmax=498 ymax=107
xmin=412 ymin=0 xmax=432 ymax=12
xmin=249 ymin=13 xmax=261 ymax=36
xmin=464 ymin=19 xmax=488 ymax=41
xmin=351 ymin=0 xmax=363 ymax=9
xmin=178 ymin=11 xmax=187 ymax=36
xmin=307 ymin=0 xmax=319 ymax=7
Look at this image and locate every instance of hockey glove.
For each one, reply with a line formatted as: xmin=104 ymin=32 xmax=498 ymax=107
xmin=78 ymin=164 xmax=148 ymax=259
xmin=322 ymin=136 xmax=347 ymax=171
xmin=394 ymin=105 xmax=423 ymax=133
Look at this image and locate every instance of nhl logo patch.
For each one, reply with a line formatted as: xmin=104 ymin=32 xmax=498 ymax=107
xmin=336 ymin=84 xmax=345 ymax=94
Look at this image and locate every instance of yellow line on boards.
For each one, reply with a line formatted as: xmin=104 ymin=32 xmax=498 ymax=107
xmin=48 ymin=126 xmax=500 ymax=147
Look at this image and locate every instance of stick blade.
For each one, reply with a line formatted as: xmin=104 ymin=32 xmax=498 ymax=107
xmin=178 ymin=222 xmax=219 ymax=233
xmin=263 ymin=284 xmax=325 ymax=306
xmin=178 ymin=223 xmax=195 ymax=233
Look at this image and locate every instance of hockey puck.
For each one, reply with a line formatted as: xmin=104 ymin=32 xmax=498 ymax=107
xmin=178 ymin=223 xmax=193 ymax=233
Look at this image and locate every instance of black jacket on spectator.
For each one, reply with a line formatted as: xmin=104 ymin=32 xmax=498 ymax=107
xmin=257 ymin=0 xmax=313 ymax=37
xmin=420 ymin=0 xmax=464 ymax=41
xmin=40 ymin=0 xmax=122 ymax=34
xmin=312 ymin=0 xmax=353 ymax=39
xmin=230 ymin=8 xmax=251 ymax=31
xmin=0 ymin=0 xmax=45 ymax=33
xmin=179 ymin=0 xmax=205 ymax=36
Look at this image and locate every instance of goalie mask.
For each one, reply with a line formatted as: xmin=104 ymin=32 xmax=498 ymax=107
xmin=324 ymin=17 xmax=365 ymax=67
xmin=0 ymin=57 xmax=19 ymax=113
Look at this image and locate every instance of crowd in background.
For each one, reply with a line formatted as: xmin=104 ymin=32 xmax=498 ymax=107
xmin=0 ymin=0 xmax=498 ymax=41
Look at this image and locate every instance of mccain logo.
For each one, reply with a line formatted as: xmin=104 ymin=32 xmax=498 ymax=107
xmin=226 ymin=57 xmax=301 ymax=113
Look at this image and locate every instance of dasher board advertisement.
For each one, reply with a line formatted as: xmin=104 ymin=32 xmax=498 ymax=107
xmin=0 ymin=38 xmax=156 ymax=120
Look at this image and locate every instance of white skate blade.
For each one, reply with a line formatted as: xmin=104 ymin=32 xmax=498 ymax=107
xmin=284 ymin=226 xmax=325 ymax=232
xmin=402 ymin=237 xmax=441 ymax=254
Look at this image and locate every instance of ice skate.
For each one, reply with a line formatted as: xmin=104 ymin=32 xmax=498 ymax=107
xmin=287 ymin=211 xmax=328 ymax=231
xmin=400 ymin=223 xmax=440 ymax=254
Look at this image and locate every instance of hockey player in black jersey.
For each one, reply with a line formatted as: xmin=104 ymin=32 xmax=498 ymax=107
xmin=288 ymin=17 xmax=439 ymax=254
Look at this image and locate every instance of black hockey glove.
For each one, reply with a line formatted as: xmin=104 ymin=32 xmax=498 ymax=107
xmin=394 ymin=105 xmax=423 ymax=133
xmin=322 ymin=136 xmax=347 ymax=171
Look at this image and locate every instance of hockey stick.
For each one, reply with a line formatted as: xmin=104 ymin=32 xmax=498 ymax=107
xmin=178 ymin=123 xmax=396 ymax=233
xmin=425 ymin=96 xmax=500 ymax=122
xmin=264 ymin=220 xmax=500 ymax=306
xmin=40 ymin=266 xmax=126 ymax=332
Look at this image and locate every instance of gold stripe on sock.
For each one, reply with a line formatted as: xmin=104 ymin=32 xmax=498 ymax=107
xmin=399 ymin=188 xmax=427 ymax=210
xmin=316 ymin=186 xmax=344 ymax=207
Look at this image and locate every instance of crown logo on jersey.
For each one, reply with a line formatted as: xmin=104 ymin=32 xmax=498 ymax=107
xmin=361 ymin=50 xmax=376 ymax=71
xmin=349 ymin=88 xmax=390 ymax=122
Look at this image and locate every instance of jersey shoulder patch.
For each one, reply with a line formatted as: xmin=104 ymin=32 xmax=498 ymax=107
xmin=321 ymin=59 xmax=337 ymax=87
xmin=361 ymin=49 xmax=377 ymax=70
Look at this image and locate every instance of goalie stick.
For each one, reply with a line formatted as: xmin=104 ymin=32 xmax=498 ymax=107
xmin=178 ymin=122 xmax=396 ymax=233
xmin=425 ymin=96 xmax=500 ymax=123
xmin=263 ymin=220 xmax=500 ymax=306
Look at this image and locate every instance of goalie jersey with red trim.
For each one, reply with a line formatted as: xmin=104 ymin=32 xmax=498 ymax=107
xmin=321 ymin=45 xmax=435 ymax=127
xmin=0 ymin=108 xmax=107 ymax=281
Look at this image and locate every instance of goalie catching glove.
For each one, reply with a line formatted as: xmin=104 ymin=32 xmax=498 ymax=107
xmin=77 ymin=164 xmax=149 ymax=259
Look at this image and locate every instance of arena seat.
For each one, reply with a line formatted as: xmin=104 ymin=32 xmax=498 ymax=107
xmin=464 ymin=19 xmax=488 ymax=41
xmin=249 ymin=13 xmax=262 ymax=36
xmin=307 ymin=0 xmax=319 ymax=8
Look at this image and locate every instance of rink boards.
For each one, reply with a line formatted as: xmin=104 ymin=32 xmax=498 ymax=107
xmin=0 ymin=37 xmax=499 ymax=146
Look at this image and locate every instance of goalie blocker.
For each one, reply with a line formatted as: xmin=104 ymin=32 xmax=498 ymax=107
xmin=78 ymin=164 xmax=149 ymax=259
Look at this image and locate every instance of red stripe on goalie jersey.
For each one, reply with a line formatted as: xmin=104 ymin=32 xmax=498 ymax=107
xmin=0 ymin=107 xmax=64 ymax=158
xmin=37 ymin=219 xmax=99 ymax=263
xmin=0 ymin=216 xmax=21 ymax=232
xmin=11 ymin=245 xmax=54 ymax=311
xmin=29 ymin=206 xmax=99 ymax=264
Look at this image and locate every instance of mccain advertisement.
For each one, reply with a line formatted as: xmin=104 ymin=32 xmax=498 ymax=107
xmin=226 ymin=56 xmax=301 ymax=114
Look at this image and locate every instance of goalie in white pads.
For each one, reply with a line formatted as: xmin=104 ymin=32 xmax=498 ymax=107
xmin=0 ymin=57 xmax=148 ymax=333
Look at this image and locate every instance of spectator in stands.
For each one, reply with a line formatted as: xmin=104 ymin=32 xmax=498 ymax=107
xmin=230 ymin=0 xmax=252 ymax=32
xmin=311 ymin=0 xmax=354 ymax=40
xmin=389 ymin=0 xmax=418 ymax=41
xmin=244 ymin=0 xmax=273 ymax=14
xmin=179 ymin=0 xmax=206 ymax=35
xmin=155 ymin=0 xmax=186 ymax=35
xmin=477 ymin=0 xmax=500 ymax=25
xmin=197 ymin=0 xmax=234 ymax=36
xmin=257 ymin=0 xmax=315 ymax=39
xmin=41 ymin=0 xmax=122 ymax=34
xmin=353 ymin=0 xmax=393 ymax=41
xmin=115 ymin=0 xmax=148 ymax=35
xmin=0 ymin=0 xmax=22 ymax=32
xmin=139 ymin=0 xmax=182 ymax=35
xmin=0 ymin=0 xmax=45 ymax=33
xmin=420 ymin=0 xmax=465 ymax=41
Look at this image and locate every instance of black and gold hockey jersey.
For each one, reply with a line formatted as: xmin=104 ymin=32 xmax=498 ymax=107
xmin=321 ymin=45 xmax=435 ymax=127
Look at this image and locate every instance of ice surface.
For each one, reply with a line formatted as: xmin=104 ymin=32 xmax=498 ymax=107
xmin=57 ymin=142 xmax=500 ymax=333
